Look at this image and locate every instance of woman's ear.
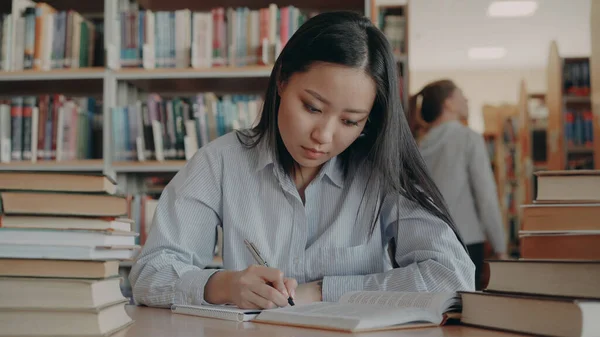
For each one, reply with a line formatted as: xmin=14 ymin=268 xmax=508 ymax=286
xmin=442 ymin=96 xmax=454 ymax=114
xmin=277 ymin=80 xmax=285 ymax=96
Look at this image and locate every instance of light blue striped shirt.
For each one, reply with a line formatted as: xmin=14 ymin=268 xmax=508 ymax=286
xmin=129 ymin=132 xmax=475 ymax=307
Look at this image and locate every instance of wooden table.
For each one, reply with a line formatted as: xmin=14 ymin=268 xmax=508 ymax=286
xmin=112 ymin=305 xmax=528 ymax=337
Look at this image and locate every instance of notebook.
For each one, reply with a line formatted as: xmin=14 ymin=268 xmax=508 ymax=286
xmin=171 ymin=303 xmax=261 ymax=322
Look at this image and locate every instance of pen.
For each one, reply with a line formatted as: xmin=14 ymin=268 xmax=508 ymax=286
xmin=244 ymin=239 xmax=295 ymax=306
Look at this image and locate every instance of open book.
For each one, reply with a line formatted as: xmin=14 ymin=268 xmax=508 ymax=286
xmin=254 ymin=291 xmax=460 ymax=332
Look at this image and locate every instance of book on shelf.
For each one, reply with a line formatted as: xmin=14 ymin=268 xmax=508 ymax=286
xmin=173 ymin=291 xmax=460 ymax=332
xmin=0 ymin=94 xmax=103 ymax=164
xmin=0 ymin=172 xmax=136 ymax=336
xmin=113 ymin=3 xmax=315 ymax=69
xmin=1 ymin=0 xmax=102 ymax=72
xmin=373 ymin=6 xmax=407 ymax=58
xmin=564 ymin=109 xmax=594 ymax=149
xmin=563 ymin=59 xmax=591 ymax=97
xmin=112 ymin=93 xmax=263 ymax=162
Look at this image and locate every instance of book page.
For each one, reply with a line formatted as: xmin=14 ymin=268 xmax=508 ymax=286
xmin=255 ymin=301 xmax=441 ymax=331
xmin=269 ymin=302 xmax=374 ymax=317
xmin=339 ymin=291 xmax=456 ymax=314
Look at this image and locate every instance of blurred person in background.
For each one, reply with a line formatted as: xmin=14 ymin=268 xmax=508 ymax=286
xmin=409 ymin=79 xmax=508 ymax=290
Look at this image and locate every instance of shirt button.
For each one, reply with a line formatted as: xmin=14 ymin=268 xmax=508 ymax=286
xmin=293 ymin=258 xmax=300 ymax=265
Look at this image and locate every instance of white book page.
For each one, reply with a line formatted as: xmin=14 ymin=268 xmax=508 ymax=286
xmin=339 ymin=291 xmax=456 ymax=316
xmin=255 ymin=301 xmax=440 ymax=331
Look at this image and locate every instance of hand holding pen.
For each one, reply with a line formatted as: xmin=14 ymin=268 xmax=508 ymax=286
xmin=203 ymin=241 xmax=297 ymax=309
xmin=244 ymin=239 xmax=296 ymax=307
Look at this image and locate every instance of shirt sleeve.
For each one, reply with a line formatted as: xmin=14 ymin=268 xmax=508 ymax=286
xmin=128 ymin=147 xmax=223 ymax=308
xmin=321 ymin=193 xmax=475 ymax=302
xmin=467 ymin=133 xmax=507 ymax=254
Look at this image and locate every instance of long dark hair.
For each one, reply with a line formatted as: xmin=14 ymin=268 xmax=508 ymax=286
xmin=236 ymin=11 xmax=466 ymax=250
xmin=408 ymin=79 xmax=458 ymax=138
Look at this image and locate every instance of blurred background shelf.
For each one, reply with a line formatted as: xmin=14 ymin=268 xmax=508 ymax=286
xmin=113 ymin=66 xmax=273 ymax=80
xmin=0 ymin=68 xmax=106 ymax=81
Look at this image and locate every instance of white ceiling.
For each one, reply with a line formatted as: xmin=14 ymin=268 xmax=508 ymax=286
xmin=408 ymin=0 xmax=591 ymax=71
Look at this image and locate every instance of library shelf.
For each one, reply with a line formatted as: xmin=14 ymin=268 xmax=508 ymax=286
xmin=564 ymin=95 xmax=592 ymax=104
xmin=567 ymin=146 xmax=594 ymax=154
xmin=135 ymin=0 xmax=364 ymax=11
xmin=113 ymin=66 xmax=273 ymax=80
xmin=0 ymin=68 xmax=106 ymax=81
xmin=0 ymin=159 xmax=104 ymax=172
xmin=112 ymin=161 xmax=187 ymax=173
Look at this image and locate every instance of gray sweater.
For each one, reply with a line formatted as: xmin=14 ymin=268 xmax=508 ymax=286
xmin=418 ymin=121 xmax=507 ymax=253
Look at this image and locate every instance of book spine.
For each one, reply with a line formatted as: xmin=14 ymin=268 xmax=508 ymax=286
xmin=23 ymin=7 xmax=36 ymax=69
xmin=10 ymin=97 xmax=24 ymax=161
xmin=21 ymin=96 xmax=35 ymax=161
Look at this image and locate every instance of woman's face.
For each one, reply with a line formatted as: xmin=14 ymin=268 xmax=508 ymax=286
xmin=277 ymin=62 xmax=377 ymax=173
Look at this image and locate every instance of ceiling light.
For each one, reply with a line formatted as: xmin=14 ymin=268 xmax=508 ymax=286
xmin=468 ymin=47 xmax=507 ymax=60
xmin=487 ymin=1 xmax=538 ymax=17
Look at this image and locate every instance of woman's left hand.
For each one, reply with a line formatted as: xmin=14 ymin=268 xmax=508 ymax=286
xmin=293 ymin=280 xmax=322 ymax=304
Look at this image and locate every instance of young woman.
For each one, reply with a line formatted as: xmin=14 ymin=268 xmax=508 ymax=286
xmin=409 ymin=80 xmax=508 ymax=290
xmin=129 ymin=12 xmax=475 ymax=310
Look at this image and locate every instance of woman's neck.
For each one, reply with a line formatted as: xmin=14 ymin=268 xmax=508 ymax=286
xmin=293 ymin=164 xmax=321 ymax=203
xmin=430 ymin=110 xmax=457 ymax=128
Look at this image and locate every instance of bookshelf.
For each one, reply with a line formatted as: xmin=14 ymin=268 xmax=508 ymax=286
xmin=592 ymin=0 xmax=600 ymax=163
xmin=481 ymin=103 xmax=522 ymax=257
xmin=0 ymin=67 xmax=106 ymax=80
xmin=368 ymin=0 xmax=409 ymax=109
xmin=0 ymin=0 xmax=411 ymax=275
xmin=546 ymin=40 xmax=595 ymax=171
xmin=517 ymin=80 xmax=533 ymax=206
xmin=0 ymin=0 xmax=409 ymax=175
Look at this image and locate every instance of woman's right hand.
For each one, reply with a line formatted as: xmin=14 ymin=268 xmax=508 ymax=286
xmin=205 ymin=265 xmax=297 ymax=309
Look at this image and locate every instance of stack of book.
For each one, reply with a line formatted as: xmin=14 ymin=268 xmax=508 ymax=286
xmin=459 ymin=170 xmax=600 ymax=337
xmin=0 ymin=172 xmax=138 ymax=336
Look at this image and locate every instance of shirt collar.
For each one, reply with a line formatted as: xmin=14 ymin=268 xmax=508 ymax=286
xmin=254 ymin=138 xmax=345 ymax=188
xmin=320 ymin=155 xmax=344 ymax=188
xmin=255 ymin=136 xmax=275 ymax=172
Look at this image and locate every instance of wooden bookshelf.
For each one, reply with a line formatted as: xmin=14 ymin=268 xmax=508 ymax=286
xmin=481 ymin=103 xmax=522 ymax=256
xmin=113 ymin=66 xmax=273 ymax=80
xmin=592 ymin=0 xmax=600 ymax=167
xmin=136 ymin=0 xmax=365 ymax=11
xmin=114 ymin=66 xmax=273 ymax=93
xmin=0 ymin=68 xmax=106 ymax=81
xmin=546 ymin=41 xmax=595 ymax=171
xmin=0 ymin=0 xmax=410 ymax=279
xmin=546 ymin=42 xmax=564 ymax=171
xmin=368 ymin=0 xmax=409 ymax=110
xmin=517 ymin=80 xmax=533 ymax=205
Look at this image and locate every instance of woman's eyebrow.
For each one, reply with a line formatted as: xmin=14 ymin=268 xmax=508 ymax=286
xmin=304 ymin=89 xmax=369 ymax=114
